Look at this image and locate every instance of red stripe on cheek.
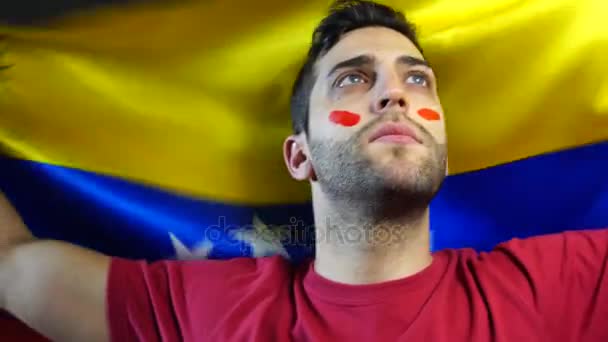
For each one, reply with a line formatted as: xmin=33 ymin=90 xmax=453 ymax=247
xmin=417 ymin=108 xmax=441 ymax=121
xmin=329 ymin=111 xmax=361 ymax=127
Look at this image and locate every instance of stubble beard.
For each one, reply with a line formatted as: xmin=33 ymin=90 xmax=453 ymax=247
xmin=309 ymin=119 xmax=447 ymax=225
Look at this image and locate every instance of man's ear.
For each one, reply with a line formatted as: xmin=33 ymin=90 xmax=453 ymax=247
xmin=283 ymin=134 xmax=316 ymax=181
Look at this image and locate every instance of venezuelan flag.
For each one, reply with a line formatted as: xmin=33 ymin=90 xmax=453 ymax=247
xmin=0 ymin=0 xmax=607 ymax=262
xmin=0 ymin=0 xmax=606 ymax=338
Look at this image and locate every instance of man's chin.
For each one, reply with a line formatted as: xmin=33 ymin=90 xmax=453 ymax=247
xmin=369 ymin=155 xmax=443 ymax=192
xmin=366 ymin=146 xmax=428 ymax=170
xmin=375 ymin=164 xmax=423 ymax=188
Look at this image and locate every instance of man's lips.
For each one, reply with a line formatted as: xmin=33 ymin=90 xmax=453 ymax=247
xmin=368 ymin=122 xmax=422 ymax=145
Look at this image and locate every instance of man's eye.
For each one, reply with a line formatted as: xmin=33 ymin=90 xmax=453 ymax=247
xmin=406 ymin=73 xmax=429 ymax=87
xmin=336 ymin=73 xmax=367 ymax=88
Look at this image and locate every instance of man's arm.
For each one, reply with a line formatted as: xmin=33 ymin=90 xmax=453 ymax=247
xmin=0 ymin=193 xmax=110 ymax=342
xmin=480 ymin=228 xmax=608 ymax=339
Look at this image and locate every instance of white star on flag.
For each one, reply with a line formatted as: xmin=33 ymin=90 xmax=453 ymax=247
xmin=169 ymin=214 xmax=290 ymax=260
xmin=169 ymin=232 xmax=213 ymax=260
xmin=230 ymin=214 xmax=290 ymax=259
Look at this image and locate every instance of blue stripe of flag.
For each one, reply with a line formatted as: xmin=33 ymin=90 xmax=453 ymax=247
xmin=0 ymin=140 xmax=605 ymax=263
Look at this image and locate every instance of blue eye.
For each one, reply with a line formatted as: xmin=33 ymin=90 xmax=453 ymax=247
xmin=337 ymin=73 xmax=367 ymax=88
xmin=406 ymin=73 xmax=429 ymax=87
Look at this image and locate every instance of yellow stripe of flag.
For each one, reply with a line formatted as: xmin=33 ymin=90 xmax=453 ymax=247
xmin=0 ymin=0 xmax=606 ymax=204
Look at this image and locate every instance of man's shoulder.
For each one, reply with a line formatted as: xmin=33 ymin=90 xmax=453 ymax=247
xmin=435 ymin=228 xmax=608 ymax=277
xmin=108 ymin=254 xmax=302 ymax=305
xmin=177 ymin=255 xmax=300 ymax=291
xmin=110 ymin=254 xmax=298 ymax=278
xmin=443 ymin=228 xmax=608 ymax=284
xmin=492 ymin=227 xmax=608 ymax=255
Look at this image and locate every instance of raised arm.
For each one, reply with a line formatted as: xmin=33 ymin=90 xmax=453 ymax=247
xmin=0 ymin=193 xmax=110 ymax=342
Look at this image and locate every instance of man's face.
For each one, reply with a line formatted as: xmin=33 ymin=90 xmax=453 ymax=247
xmin=289 ymin=26 xmax=447 ymax=203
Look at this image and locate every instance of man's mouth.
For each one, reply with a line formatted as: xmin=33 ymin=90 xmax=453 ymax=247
xmin=368 ymin=122 xmax=422 ymax=145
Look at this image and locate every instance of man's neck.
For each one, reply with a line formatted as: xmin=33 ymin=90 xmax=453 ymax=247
xmin=312 ymin=195 xmax=433 ymax=285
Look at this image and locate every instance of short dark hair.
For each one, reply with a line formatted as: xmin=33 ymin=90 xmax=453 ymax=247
xmin=289 ymin=0 xmax=423 ymax=135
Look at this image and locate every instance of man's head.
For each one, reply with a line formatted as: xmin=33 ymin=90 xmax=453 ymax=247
xmin=284 ymin=0 xmax=447 ymax=212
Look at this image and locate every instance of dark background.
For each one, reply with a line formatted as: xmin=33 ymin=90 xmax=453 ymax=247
xmin=0 ymin=0 xmax=142 ymax=25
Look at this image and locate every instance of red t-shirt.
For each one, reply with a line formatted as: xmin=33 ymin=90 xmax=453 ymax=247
xmin=107 ymin=229 xmax=608 ymax=341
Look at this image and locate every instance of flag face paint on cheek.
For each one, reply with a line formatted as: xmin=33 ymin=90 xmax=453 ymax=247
xmin=329 ymin=111 xmax=361 ymax=127
xmin=417 ymin=108 xmax=441 ymax=121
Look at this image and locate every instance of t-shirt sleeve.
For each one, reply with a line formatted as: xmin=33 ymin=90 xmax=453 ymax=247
xmin=106 ymin=258 xmax=186 ymax=342
xmin=484 ymin=228 xmax=608 ymax=340
xmin=105 ymin=255 xmax=287 ymax=342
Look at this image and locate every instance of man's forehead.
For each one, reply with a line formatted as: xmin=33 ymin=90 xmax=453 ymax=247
xmin=317 ymin=26 xmax=424 ymax=71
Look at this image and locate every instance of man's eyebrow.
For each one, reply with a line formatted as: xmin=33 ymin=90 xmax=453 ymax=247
xmin=327 ymin=54 xmax=375 ymax=78
xmin=397 ymin=55 xmax=431 ymax=68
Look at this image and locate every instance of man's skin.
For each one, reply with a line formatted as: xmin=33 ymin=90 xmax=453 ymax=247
xmin=0 ymin=25 xmax=486 ymax=341
xmin=285 ymin=26 xmax=447 ymax=285
xmin=0 ymin=192 xmax=111 ymax=341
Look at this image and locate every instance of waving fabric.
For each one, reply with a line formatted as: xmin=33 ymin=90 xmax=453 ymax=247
xmin=1 ymin=2 xmax=606 ymax=338
xmin=0 ymin=0 xmax=606 ymax=260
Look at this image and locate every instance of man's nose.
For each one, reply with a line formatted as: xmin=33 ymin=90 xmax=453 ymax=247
xmin=372 ymin=79 xmax=408 ymax=115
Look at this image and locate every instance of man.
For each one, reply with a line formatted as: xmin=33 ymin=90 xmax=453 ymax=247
xmin=1 ymin=1 xmax=607 ymax=341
